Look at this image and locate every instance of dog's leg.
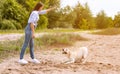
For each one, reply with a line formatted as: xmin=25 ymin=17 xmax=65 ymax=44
xmin=81 ymin=51 xmax=88 ymax=64
xmin=81 ymin=58 xmax=86 ymax=64
xmin=65 ymin=58 xmax=75 ymax=64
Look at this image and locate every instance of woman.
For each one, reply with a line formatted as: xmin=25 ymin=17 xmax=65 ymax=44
xmin=18 ymin=2 xmax=55 ymax=64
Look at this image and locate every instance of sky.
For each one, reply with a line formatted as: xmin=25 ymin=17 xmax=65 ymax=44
xmin=60 ymin=0 xmax=120 ymax=18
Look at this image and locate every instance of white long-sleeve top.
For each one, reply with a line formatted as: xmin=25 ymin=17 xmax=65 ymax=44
xmin=28 ymin=10 xmax=47 ymax=27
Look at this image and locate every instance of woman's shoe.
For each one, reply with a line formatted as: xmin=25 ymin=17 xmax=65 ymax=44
xmin=18 ymin=59 xmax=28 ymax=64
xmin=31 ymin=59 xmax=40 ymax=64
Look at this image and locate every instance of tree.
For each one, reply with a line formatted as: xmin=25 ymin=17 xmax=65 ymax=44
xmin=47 ymin=0 xmax=61 ymax=28
xmin=16 ymin=0 xmax=40 ymax=11
xmin=107 ymin=17 xmax=114 ymax=28
xmin=61 ymin=6 xmax=76 ymax=28
xmin=47 ymin=5 xmax=76 ymax=28
xmin=95 ymin=10 xmax=113 ymax=29
xmin=0 ymin=0 xmax=5 ymax=29
xmin=48 ymin=5 xmax=76 ymax=28
xmin=37 ymin=15 xmax=48 ymax=29
xmin=73 ymin=3 xmax=83 ymax=29
xmin=47 ymin=10 xmax=62 ymax=28
xmin=1 ymin=0 xmax=28 ymax=28
xmin=73 ymin=3 xmax=95 ymax=29
xmin=114 ymin=12 xmax=120 ymax=27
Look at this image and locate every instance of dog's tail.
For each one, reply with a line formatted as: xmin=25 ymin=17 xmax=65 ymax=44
xmin=82 ymin=42 xmax=96 ymax=64
xmin=82 ymin=41 xmax=96 ymax=64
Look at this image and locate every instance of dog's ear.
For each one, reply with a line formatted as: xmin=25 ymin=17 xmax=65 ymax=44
xmin=62 ymin=48 xmax=64 ymax=51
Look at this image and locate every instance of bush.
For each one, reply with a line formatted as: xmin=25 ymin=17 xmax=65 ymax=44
xmin=37 ymin=15 xmax=48 ymax=29
xmin=11 ymin=20 xmax=22 ymax=29
xmin=0 ymin=19 xmax=23 ymax=30
xmin=1 ymin=0 xmax=28 ymax=28
xmin=35 ymin=33 xmax=88 ymax=46
xmin=1 ymin=19 xmax=16 ymax=30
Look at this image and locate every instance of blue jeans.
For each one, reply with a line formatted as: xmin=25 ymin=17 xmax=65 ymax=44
xmin=20 ymin=23 xmax=34 ymax=59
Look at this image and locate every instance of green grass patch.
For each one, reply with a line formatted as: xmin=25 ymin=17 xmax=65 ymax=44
xmin=92 ymin=28 xmax=120 ymax=35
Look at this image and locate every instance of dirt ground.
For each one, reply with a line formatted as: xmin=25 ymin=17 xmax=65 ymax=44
xmin=0 ymin=33 xmax=120 ymax=74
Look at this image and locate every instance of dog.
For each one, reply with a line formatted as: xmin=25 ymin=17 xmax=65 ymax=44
xmin=62 ymin=47 xmax=88 ymax=64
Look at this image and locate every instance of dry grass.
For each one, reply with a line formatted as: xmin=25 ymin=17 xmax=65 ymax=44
xmin=35 ymin=33 xmax=88 ymax=47
xmin=92 ymin=28 xmax=120 ymax=35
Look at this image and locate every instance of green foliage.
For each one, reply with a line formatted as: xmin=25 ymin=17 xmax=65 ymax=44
xmin=25 ymin=0 xmax=40 ymax=11
xmin=107 ymin=17 xmax=114 ymax=28
xmin=60 ymin=6 xmax=75 ymax=28
xmin=11 ymin=20 xmax=22 ymax=29
xmin=0 ymin=0 xmax=119 ymax=30
xmin=48 ymin=5 xmax=76 ymax=28
xmin=47 ymin=10 xmax=61 ymax=28
xmin=95 ymin=10 xmax=114 ymax=29
xmin=0 ymin=19 xmax=16 ymax=30
xmin=37 ymin=15 xmax=48 ymax=29
xmin=114 ymin=12 xmax=120 ymax=27
xmin=16 ymin=0 xmax=25 ymax=5
xmin=0 ymin=19 xmax=22 ymax=30
xmin=40 ymin=0 xmax=49 ymax=8
xmin=80 ymin=19 xmax=89 ymax=29
xmin=17 ymin=0 xmax=60 ymax=29
xmin=47 ymin=0 xmax=61 ymax=28
xmin=73 ymin=3 xmax=95 ymax=29
xmin=0 ymin=0 xmax=5 ymax=28
xmin=1 ymin=0 xmax=28 ymax=28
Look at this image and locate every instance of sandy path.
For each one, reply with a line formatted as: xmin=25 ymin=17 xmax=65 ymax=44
xmin=0 ymin=34 xmax=23 ymax=41
xmin=0 ymin=33 xmax=120 ymax=74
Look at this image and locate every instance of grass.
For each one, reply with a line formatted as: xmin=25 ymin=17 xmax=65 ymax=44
xmin=92 ymin=28 xmax=120 ymax=35
xmin=0 ymin=33 xmax=88 ymax=62
xmin=0 ymin=29 xmax=83 ymax=34
xmin=35 ymin=33 xmax=88 ymax=47
xmin=0 ymin=37 xmax=24 ymax=62
xmin=37 ymin=29 xmax=83 ymax=33
xmin=0 ymin=30 xmax=24 ymax=34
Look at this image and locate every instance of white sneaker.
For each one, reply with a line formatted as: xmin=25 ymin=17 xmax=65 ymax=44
xmin=18 ymin=59 xmax=28 ymax=64
xmin=31 ymin=59 xmax=40 ymax=64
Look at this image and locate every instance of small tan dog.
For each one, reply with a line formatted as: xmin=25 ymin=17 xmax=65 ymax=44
xmin=62 ymin=47 xmax=88 ymax=64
